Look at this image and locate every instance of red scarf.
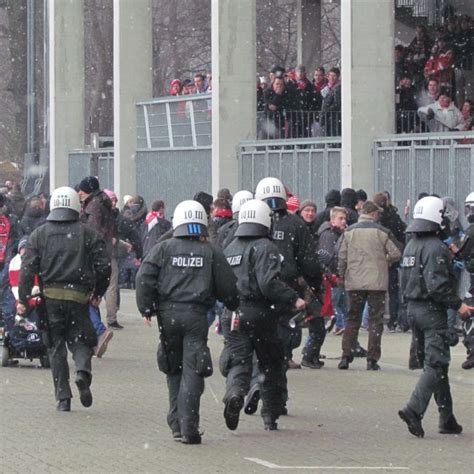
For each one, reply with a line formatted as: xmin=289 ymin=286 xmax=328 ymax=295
xmin=0 ymin=215 xmax=11 ymax=264
xmin=320 ymin=274 xmax=338 ymax=317
xmin=213 ymin=209 xmax=232 ymax=218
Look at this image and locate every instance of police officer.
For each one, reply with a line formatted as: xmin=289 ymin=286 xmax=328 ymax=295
xmin=453 ymin=192 xmax=474 ymax=369
xmin=255 ymin=177 xmax=322 ymax=413
xmin=18 ymin=187 xmax=111 ymax=411
xmin=216 ymin=190 xmax=253 ymax=249
xmin=135 ymin=200 xmax=239 ymax=445
xmin=221 ymin=200 xmax=305 ymax=431
xmin=398 ymin=196 xmax=474 ymax=437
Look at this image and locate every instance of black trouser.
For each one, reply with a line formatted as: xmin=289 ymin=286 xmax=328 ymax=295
xmin=388 ymin=265 xmax=400 ymax=328
xmin=302 ymin=317 xmax=326 ymax=362
xmin=342 ymin=291 xmax=385 ymax=361
xmin=157 ymin=308 xmax=211 ymax=438
xmin=220 ymin=306 xmax=284 ymax=421
xmin=44 ymin=298 xmax=96 ymax=401
xmin=406 ymin=302 xmax=454 ymax=423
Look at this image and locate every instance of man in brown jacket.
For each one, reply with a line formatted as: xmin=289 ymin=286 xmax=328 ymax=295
xmin=337 ymin=201 xmax=402 ymax=370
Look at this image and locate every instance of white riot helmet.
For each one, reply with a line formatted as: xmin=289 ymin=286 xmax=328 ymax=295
xmin=407 ymin=196 xmax=445 ymax=233
xmin=231 ymin=190 xmax=253 ymax=215
xmin=465 ymin=192 xmax=474 ymax=221
xmin=172 ymin=200 xmax=208 ymax=237
xmin=255 ymin=177 xmax=287 ymax=211
xmin=47 ymin=186 xmax=81 ymax=222
xmin=235 ymin=200 xmax=272 ymax=237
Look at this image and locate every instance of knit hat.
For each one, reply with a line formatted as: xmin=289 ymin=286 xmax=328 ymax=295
xmin=103 ymin=188 xmax=117 ymax=201
xmin=18 ymin=236 xmax=28 ymax=252
xmin=299 ymin=199 xmax=317 ymax=212
xmin=325 ymin=189 xmax=341 ymax=207
xmin=362 ymin=200 xmax=383 ymax=214
xmin=78 ymin=176 xmax=99 ymax=194
xmin=193 ymin=191 xmax=214 ymax=215
xmin=287 ymin=195 xmax=301 ymax=212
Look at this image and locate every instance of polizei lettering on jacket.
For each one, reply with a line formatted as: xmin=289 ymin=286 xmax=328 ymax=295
xmin=272 ymin=230 xmax=285 ymax=241
xmin=401 ymin=255 xmax=416 ymax=267
xmin=226 ymin=255 xmax=242 ymax=266
xmin=171 ymin=255 xmax=204 ymax=268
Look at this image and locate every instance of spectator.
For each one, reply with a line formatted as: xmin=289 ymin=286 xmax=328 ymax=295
xmin=460 ymin=100 xmax=473 ymax=130
xmin=194 ymin=73 xmax=207 ymax=94
xmin=424 ymin=38 xmax=455 ymax=91
xmin=8 ymin=183 xmax=26 ymax=219
xmin=318 ymin=206 xmax=348 ymax=335
xmin=217 ymin=188 xmax=232 ymax=203
xmin=141 ymin=200 xmax=171 ymax=258
xmin=212 ymin=198 xmax=233 ymax=230
xmin=78 ymin=176 xmax=120 ymax=329
xmin=355 ymin=189 xmax=368 ymax=214
xmin=396 ymin=75 xmax=419 ymax=133
xmin=263 ymin=77 xmax=292 ymax=139
xmin=293 ymin=65 xmax=314 ymax=137
xmin=20 ymin=197 xmax=47 ymax=236
xmin=0 ymin=193 xmax=20 ymax=326
xmin=417 ymin=78 xmax=440 ymax=107
xmin=418 ymin=89 xmax=465 ymax=132
xmin=314 ymin=189 xmax=341 ymax=232
xmin=340 ymin=188 xmax=359 ymax=226
xmin=299 ymin=200 xmax=318 ymax=239
xmin=312 ymin=67 xmax=327 ymax=95
xmin=321 ymin=67 xmax=342 ymax=136
xmin=406 ymin=25 xmax=432 ymax=88
xmin=373 ymin=191 xmax=406 ymax=332
xmin=269 ymin=64 xmax=285 ymax=85
xmin=257 ymin=78 xmax=266 ymax=112
xmin=169 ymin=79 xmax=183 ymax=96
xmin=181 ymin=79 xmax=195 ymax=95
xmin=337 ymin=201 xmax=402 ymax=370
xmin=455 ymin=15 xmax=473 ymax=69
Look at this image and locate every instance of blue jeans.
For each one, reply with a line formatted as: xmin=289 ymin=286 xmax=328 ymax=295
xmin=88 ymin=305 xmax=107 ymax=338
xmin=0 ymin=262 xmax=16 ymax=323
xmin=332 ymin=286 xmax=346 ymax=329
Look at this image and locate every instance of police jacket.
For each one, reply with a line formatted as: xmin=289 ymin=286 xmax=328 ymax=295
xmin=224 ymin=236 xmax=298 ymax=307
xmin=400 ymin=234 xmax=462 ymax=311
xmin=19 ymin=220 xmax=111 ymax=303
xmin=216 ymin=218 xmax=238 ymax=250
xmin=20 ymin=207 xmax=47 ymax=236
xmin=135 ymin=236 xmax=239 ymax=316
xmin=272 ymin=211 xmax=322 ymax=289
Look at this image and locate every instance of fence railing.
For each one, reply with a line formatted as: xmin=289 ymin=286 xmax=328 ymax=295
xmin=395 ymin=0 xmax=446 ymax=25
xmin=136 ymin=94 xmax=212 ymax=150
xmin=396 ymin=110 xmax=429 ymax=134
xmin=238 ymin=137 xmax=341 ymax=209
xmin=68 ymin=148 xmax=114 ymax=190
xmin=257 ymin=110 xmax=341 ymax=140
xmin=374 ymin=131 xmax=474 ymax=219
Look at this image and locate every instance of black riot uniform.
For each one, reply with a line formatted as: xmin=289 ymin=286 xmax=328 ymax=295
xmin=457 ymin=222 xmax=474 ymax=369
xmin=221 ymin=235 xmax=299 ymax=430
xmin=271 ymin=210 xmax=322 ymax=409
xmin=135 ymin=234 xmax=238 ymax=444
xmin=19 ymin=217 xmax=110 ymax=409
xmin=399 ymin=234 xmax=463 ymax=436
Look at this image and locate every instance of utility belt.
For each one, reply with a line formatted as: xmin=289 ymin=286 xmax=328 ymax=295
xmin=158 ymin=301 xmax=208 ymax=314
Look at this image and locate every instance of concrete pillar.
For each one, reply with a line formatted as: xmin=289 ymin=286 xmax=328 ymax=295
xmin=340 ymin=0 xmax=394 ymax=194
xmin=211 ymin=0 xmax=256 ymax=195
xmin=297 ymin=0 xmax=322 ymax=70
xmin=48 ymin=0 xmax=85 ymax=190
xmin=113 ymin=0 xmax=152 ymax=198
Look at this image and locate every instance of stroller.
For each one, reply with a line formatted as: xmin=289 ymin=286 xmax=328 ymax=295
xmin=1 ymin=305 xmax=50 ymax=368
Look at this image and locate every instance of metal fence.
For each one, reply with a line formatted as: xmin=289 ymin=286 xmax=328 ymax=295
xmin=238 ymin=138 xmax=341 ymax=209
xmin=136 ymin=94 xmax=212 ymax=149
xmin=68 ymin=149 xmax=114 ymax=190
xmin=374 ymin=132 xmax=474 ymax=218
xmin=135 ymin=94 xmax=212 ymax=211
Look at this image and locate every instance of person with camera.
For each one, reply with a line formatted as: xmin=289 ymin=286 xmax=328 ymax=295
xmin=221 ymin=199 xmax=305 ymax=432
xmin=398 ymin=196 xmax=474 ymax=438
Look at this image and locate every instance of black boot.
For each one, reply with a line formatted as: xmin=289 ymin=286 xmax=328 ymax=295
xmin=461 ymin=357 xmax=474 ymax=370
xmin=367 ymin=359 xmax=381 ymax=371
xmin=75 ymin=371 xmax=93 ymax=408
xmin=224 ymin=396 xmax=243 ymax=431
xmin=398 ymin=407 xmax=424 ymax=438
xmin=181 ymin=433 xmax=202 ymax=444
xmin=301 ymin=357 xmax=325 ymax=369
xmin=338 ymin=356 xmax=351 ymax=370
xmin=263 ymin=416 xmax=278 ymax=431
xmin=57 ymin=399 xmax=71 ymax=412
xmin=353 ymin=345 xmax=368 ymax=358
xmin=439 ymin=415 xmax=463 ymax=434
xmin=244 ymin=385 xmax=260 ymax=415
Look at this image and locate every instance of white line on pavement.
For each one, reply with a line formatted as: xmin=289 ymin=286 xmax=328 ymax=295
xmin=244 ymin=458 xmax=410 ymax=470
xmin=206 ymin=379 xmax=219 ymax=403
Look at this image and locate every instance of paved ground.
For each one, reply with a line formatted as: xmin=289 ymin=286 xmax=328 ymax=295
xmin=1 ymin=290 xmax=473 ymax=473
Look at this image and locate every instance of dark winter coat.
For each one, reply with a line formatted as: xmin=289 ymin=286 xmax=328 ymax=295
xmin=141 ymin=217 xmax=172 ymax=257
xmin=8 ymin=190 xmax=26 ymax=219
xmin=340 ymin=188 xmax=359 ymax=226
xmin=19 ymin=220 xmax=111 ymax=303
xmin=20 ymin=207 xmax=47 ymax=236
xmin=314 ymin=189 xmax=341 ymax=232
xmin=317 ymin=221 xmax=344 ymax=273
xmin=379 ymin=205 xmax=406 ymax=248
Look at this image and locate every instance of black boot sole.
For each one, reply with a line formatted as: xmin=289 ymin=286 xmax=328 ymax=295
xmin=244 ymin=388 xmax=260 ymax=415
xmin=398 ymin=409 xmax=424 ymax=438
xmin=224 ymin=397 xmax=243 ymax=430
xmin=75 ymin=377 xmax=93 ymax=408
